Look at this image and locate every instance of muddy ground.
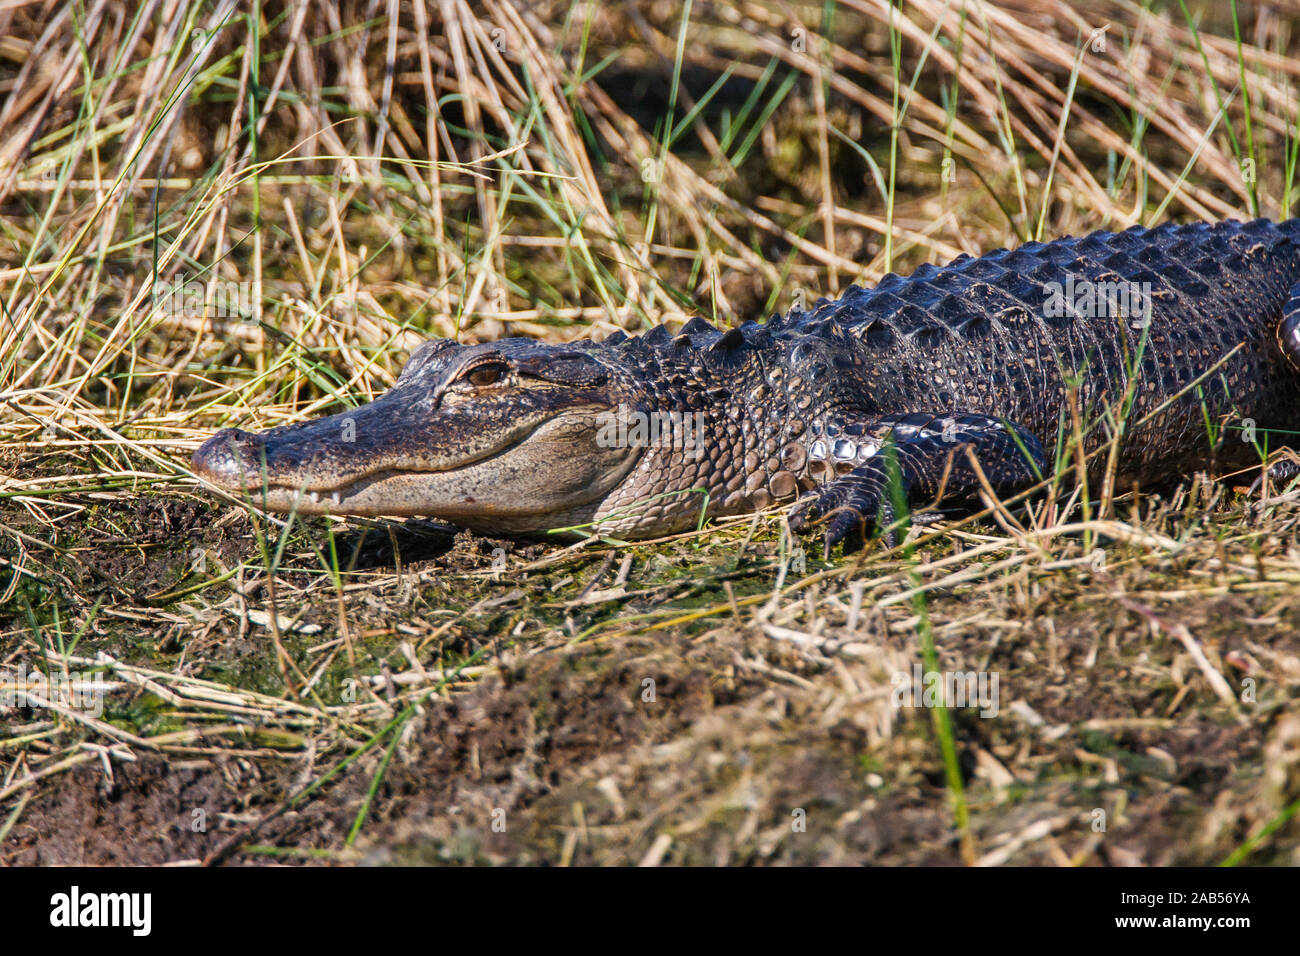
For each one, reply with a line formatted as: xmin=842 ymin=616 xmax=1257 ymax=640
xmin=3 ymin=472 xmax=1299 ymax=866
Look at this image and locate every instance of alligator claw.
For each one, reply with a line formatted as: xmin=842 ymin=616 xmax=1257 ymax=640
xmin=790 ymin=468 xmax=902 ymax=557
xmin=786 ymin=499 xmax=812 ymax=533
xmin=823 ymin=507 xmax=868 ymax=558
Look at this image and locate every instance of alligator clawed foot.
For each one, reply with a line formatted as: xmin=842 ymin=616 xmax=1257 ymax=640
xmin=789 ymin=477 xmax=897 ymax=557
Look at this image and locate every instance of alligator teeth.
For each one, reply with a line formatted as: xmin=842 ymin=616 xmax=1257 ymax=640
xmin=306 ymin=490 xmax=319 ymax=503
xmin=331 ymin=490 xmax=342 ymax=506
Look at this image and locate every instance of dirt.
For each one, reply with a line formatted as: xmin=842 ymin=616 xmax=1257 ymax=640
xmin=4 ymin=485 xmax=1299 ymax=866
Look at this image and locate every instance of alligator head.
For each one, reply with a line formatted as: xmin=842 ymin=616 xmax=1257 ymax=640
xmin=192 ymin=338 xmax=648 ymax=534
xmin=193 ymin=317 xmax=877 ymax=538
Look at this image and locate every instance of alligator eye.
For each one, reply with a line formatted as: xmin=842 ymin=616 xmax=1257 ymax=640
xmin=465 ymin=363 xmax=506 ymax=387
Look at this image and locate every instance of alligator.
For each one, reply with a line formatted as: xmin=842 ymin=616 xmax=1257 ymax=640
xmin=193 ymin=218 xmax=1300 ymax=553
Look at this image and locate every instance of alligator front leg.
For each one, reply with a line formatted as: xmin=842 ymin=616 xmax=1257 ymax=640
xmin=788 ymin=413 xmax=1047 ymax=556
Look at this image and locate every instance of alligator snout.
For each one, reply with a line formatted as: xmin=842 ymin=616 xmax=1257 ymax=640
xmin=193 ymin=428 xmax=267 ymax=491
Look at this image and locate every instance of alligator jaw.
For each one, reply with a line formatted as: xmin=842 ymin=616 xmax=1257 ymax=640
xmin=193 ymin=409 xmax=639 ymax=529
xmin=192 ymin=404 xmax=549 ymax=501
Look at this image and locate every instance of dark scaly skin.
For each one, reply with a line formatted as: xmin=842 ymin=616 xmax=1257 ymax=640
xmin=194 ymin=218 xmax=1300 ymax=552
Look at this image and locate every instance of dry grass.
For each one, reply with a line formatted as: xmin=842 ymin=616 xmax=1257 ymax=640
xmin=1 ymin=0 xmax=1300 ymax=865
